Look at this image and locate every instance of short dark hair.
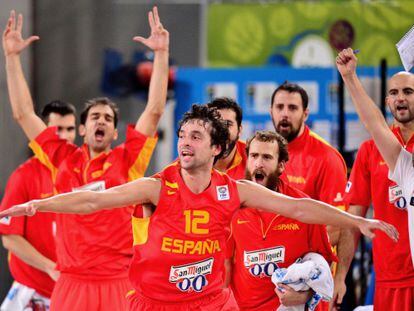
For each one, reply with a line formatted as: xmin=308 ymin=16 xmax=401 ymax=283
xmin=177 ymin=104 xmax=229 ymax=164
xmin=270 ymin=81 xmax=309 ymax=110
xmin=246 ymin=130 xmax=289 ymax=164
xmin=41 ymin=100 xmax=76 ymax=123
xmin=80 ymin=97 xmax=119 ymax=127
xmin=207 ymin=97 xmax=243 ymax=128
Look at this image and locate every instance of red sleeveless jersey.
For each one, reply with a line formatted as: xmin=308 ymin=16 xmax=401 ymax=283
xmin=129 ymin=162 xmax=240 ymax=302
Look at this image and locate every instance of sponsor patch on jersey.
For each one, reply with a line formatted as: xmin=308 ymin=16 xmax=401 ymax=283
xmin=216 ymin=185 xmax=229 ymax=201
xmin=0 ymin=216 xmax=11 ymax=225
xmin=244 ymin=246 xmax=285 ymax=278
xmin=169 ymin=258 xmax=214 ymax=292
xmin=388 ymin=184 xmax=403 ymax=203
xmin=345 ymin=181 xmax=352 ymax=193
xmin=72 ymin=180 xmax=106 ymax=192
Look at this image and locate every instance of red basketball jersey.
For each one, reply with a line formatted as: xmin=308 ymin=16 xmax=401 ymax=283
xmin=129 ymin=162 xmax=240 ymax=302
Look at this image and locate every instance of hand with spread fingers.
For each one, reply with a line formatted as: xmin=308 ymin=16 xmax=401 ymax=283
xmin=359 ymin=218 xmax=399 ymax=242
xmin=133 ymin=6 xmax=169 ymax=52
xmin=2 ymin=10 xmax=39 ymax=56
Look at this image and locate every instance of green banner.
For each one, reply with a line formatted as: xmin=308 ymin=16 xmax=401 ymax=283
xmin=207 ymin=1 xmax=414 ymax=67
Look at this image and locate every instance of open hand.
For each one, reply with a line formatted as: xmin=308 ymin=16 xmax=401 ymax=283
xmin=2 ymin=10 xmax=39 ymax=57
xmin=133 ymin=7 xmax=169 ymax=52
xmin=358 ymin=218 xmax=399 ymax=242
xmin=329 ymin=276 xmax=346 ymax=310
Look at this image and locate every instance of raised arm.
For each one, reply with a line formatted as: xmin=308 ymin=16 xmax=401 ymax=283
xmin=133 ymin=6 xmax=169 ymax=137
xmin=336 ymin=48 xmax=401 ymax=171
xmin=3 ymin=10 xmax=46 ymax=140
xmin=237 ymin=180 xmax=398 ymax=241
xmin=0 ymin=178 xmax=161 ymax=218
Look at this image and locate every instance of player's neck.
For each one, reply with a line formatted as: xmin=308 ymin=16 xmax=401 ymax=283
xmin=214 ymin=146 xmax=237 ymax=172
xmin=180 ymin=166 xmax=212 ymax=194
xmin=89 ymin=146 xmax=110 ymax=159
xmin=297 ymin=123 xmax=306 ymax=138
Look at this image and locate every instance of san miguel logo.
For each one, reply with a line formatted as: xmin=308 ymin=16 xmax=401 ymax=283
xmin=244 ymin=246 xmax=285 ymax=278
xmin=169 ymin=258 xmax=214 ymax=292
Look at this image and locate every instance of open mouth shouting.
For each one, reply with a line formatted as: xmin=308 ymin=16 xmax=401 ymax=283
xmin=94 ymin=128 xmax=106 ymax=142
xmin=277 ymin=119 xmax=292 ymax=131
xmin=253 ymin=169 xmax=266 ymax=185
xmin=396 ymin=104 xmax=408 ymax=113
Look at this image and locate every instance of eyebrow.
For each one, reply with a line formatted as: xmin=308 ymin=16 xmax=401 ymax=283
xmin=389 ymin=87 xmax=414 ymax=93
xmin=90 ymin=112 xmax=114 ymax=119
xmin=178 ymin=129 xmax=204 ymax=135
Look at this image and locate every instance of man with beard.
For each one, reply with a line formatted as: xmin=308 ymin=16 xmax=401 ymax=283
xmin=337 ymin=48 xmax=414 ymax=310
xmin=208 ymin=97 xmax=247 ymax=180
xmin=228 ymin=130 xmax=336 ymax=310
xmin=270 ymin=82 xmax=351 ymax=310
xmin=0 ymin=105 xmax=398 ymax=311
xmin=3 ymin=7 xmax=169 ymax=310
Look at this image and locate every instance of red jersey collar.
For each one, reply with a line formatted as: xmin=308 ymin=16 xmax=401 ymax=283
xmin=227 ymin=140 xmax=246 ymax=171
xmin=81 ymin=144 xmax=110 ymax=161
xmin=390 ymin=124 xmax=414 ymax=146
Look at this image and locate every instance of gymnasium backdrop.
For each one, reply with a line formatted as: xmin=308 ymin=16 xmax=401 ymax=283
xmin=207 ymin=1 xmax=414 ymax=67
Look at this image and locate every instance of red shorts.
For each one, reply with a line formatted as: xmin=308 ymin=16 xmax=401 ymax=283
xmin=238 ymin=297 xmax=327 ymax=311
xmin=128 ymin=288 xmax=239 ymax=311
xmin=50 ymin=273 xmax=131 ymax=311
xmin=374 ymin=286 xmax=414 ymax=311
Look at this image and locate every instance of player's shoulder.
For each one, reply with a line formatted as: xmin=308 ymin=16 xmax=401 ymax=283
xmin=308 ymin=130 xmax=345 ymax=162
xmin=279 ymin=180 xmax=309 ymax=199
xmin=158 ymin=160 xmax=180 ymax=182
xmin=13 ymin=157 xmax=44 ymax=175
xmin=358 ymin=138 xmax=378 ymax=153
xmin=237 ymin=140 xmax=246 ymax=149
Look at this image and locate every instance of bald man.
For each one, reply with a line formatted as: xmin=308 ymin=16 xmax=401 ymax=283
xmin=337 ymin=48 xmax=414 ymax=310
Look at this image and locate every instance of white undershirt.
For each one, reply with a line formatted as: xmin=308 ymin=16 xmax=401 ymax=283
xmin=389 ymin=148 xmax=414 ymax=267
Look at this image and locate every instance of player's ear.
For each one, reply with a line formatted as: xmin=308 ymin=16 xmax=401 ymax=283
xmin=277 ymin=160 xmax=286 ymax=175
xmin=78 ymin=124 xmax=86 ymax=137
xmin=213 ymin=144 xmax=222 ymax=157
xmin=303 ymin=107 xmax=310 ymax=122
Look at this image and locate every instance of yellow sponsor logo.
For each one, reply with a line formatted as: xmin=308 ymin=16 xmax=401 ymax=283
xmin=167 ymin=190 xmax=176 ymax=195
xmin=379 ymin=161 xmax=387 ymax=166
xmin=286 ymin=175 xmax=306 ymax=184
xmin=273 ymin=223 xmax=300 ymax=231
xmin=161 ymin=237 xmax=221 ymax=255
xmin=237 ymin=219 xmax=250 ymax=225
